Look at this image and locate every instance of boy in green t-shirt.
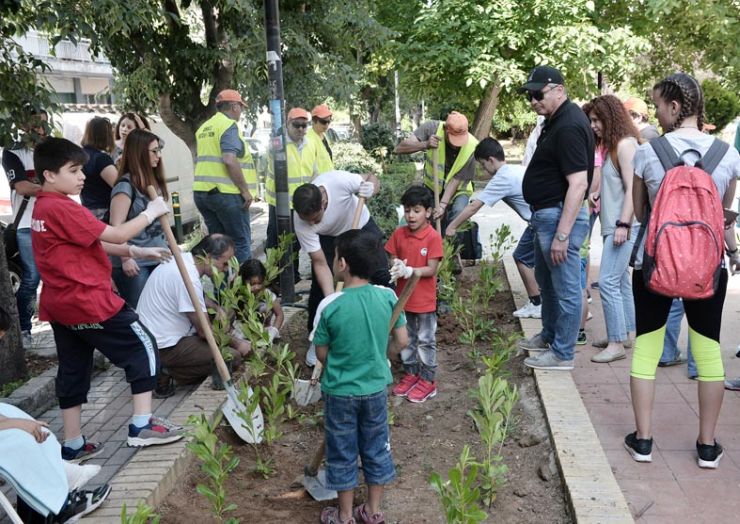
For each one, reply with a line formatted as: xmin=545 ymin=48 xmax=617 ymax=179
xmin=312 ymin=229 xmax=408 ymax=524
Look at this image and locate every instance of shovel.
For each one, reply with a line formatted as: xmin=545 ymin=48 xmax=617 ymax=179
xmin=146 ymin=186 xmax=264 ymax=444
xmin=433 ymin=146 xmax=442 ymax=234
xmin=292 ymin=196 xmax=366 ymax=407
xmin=302 ymin=269 xmax=422 ymax=501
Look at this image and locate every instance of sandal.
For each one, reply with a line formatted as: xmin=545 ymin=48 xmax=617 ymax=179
xmin=353 ymin=503 xmax=386 ymax=524
xmin=320 ymin=507 xmax=356 ymax=524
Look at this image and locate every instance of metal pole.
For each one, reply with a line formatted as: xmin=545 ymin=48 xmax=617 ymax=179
xmin=171 ymin=191 xmax=183 ymax=243
xmin=264 ymin=0 xmax=295 ymax=304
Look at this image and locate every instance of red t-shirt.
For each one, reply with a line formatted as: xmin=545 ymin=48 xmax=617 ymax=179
xmin=385 ymin=223 xmax=443 ymax=313
xmin=31 ymin=191 xmax=124 ymax=325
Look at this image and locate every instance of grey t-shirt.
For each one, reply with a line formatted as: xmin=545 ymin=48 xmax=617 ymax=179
xmin=632 ymin=133 xmax=740 ymax=269
xmin=414 ymin=120 xmax=476 ymax=182
xmin=109 ymin=174 xmax=168 ymax=267
xmin=600 ymin=137 xmax=639 ymax=237
xmin=220 ymin=123 xmax=245 ymax=157
xmin=474 ymin=164 xmax=531 ymax=221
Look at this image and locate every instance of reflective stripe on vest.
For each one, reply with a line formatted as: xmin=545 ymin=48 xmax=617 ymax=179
xmin=193 ymin=112 xmax=257 ymax=195
xmin=423 ymin=122 xmax=478 ymax=198
xmin=265 ymin=140 xmax=316 ymax=206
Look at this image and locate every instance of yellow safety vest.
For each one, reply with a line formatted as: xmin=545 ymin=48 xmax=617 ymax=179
xmin=306 ymin=127 xmax=334 ymax=174
xmin=265 ymin=138 xmax=316 ymax=207
xmin=193 ymin=112 xmax=257 ymax=195
xmin=423 ymin=122 xmax=478 ymax=198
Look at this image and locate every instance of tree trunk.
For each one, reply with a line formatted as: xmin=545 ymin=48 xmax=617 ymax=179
xmin=471 ymin=79 xmax=502 ymax=140
xmin=0 ymin=234 xmax=27 ymax=386
xmin=158 ymin=93 xmax=200 ymax=159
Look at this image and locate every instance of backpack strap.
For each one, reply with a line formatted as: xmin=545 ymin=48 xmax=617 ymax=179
xmin=649 ymin=136 xmax=680 ymax=172
xmin=698 ymin=139 xmax=730 ymax=175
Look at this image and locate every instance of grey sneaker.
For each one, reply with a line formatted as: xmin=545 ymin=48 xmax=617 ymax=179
xmin=127 ymin=416 xmax=185 ymax=447
xmin=524 ymin=349 xmax=574 ymax=371
xmin=21 ymin=330 xmax=33 ymax=349
xmin=519 ymin=333 xmax=550 ymax=352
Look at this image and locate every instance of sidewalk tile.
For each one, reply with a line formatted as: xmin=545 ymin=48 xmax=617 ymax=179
xmin=660 ymin=449 xmax=740 ymax=480
xmin=621 ymin=479 xmax=690 ymax=518
xmin=604 ymin=449 xmax=673 ymax=480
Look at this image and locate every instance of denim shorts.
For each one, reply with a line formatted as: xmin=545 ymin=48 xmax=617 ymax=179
xmin=323 ymin=389 xmax=395 ymax=491
xmin=512 ymin=225 xmax=535 ymax=268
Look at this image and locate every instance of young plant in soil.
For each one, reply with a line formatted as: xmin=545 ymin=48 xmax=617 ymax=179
xmin=120 ymin=502 xmax=161 ymax=523
xmin=429 ymin=445 xmax=488 ymax=523
xmin=438 ymin=239 xmax=462 ymax=306
xmin=186 ymin=413 xmax=240 ymax=523
xmin=487 ymin=225 xmax=516 ymax=266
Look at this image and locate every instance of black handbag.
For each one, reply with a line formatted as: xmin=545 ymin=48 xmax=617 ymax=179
xmin=3 ymin=196 xmax=30 ymax=260
xmin=459 ymin=220 xmax=482 ymax=260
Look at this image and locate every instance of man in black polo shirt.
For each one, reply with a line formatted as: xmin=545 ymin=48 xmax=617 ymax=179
xmin=517 ymin=66 xmax=593 ymax=371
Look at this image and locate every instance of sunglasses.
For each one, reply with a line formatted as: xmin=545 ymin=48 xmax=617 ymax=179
xmin=315 ymin=117 xmax=332 ymax=125
xmin=291 ymin=122 xmax=308 ymax=129
xmin=525 ymin=85 xmax=557 ymax=102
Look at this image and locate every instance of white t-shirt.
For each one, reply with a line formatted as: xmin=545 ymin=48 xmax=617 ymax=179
xmin=293 ymin=170 xmax=370 ymax=253
xmin=136 ymin=253 xmax=205 ymax=348
xmin=475 ymin=164 xmax=531 ymax=222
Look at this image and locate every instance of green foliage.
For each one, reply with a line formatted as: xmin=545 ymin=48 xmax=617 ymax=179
xmin=120 ymin=503 xmax=161 ymax=524
xmin=0 ymin=379 xmax=23 ymax=397
xmin=186 ymin=414 xmax=240 ymax=523
xmin=438 ymin=239 xmax=462 ymax=305
xmin=488 ymin=225 xmax=517 ymax=266
xmin=429 ymin=445 xmax=488 ymax=523
xmin=333 ymin=142 xmax=383 ymax=176
xmin=702 ymin=79 xmax=740 ymax=133
xmin=360 ymin=122 xmax=395 ymax=161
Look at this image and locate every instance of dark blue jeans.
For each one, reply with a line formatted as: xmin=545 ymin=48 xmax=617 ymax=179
xmin=16 ymin=228 xmax=40 ymax=332
xmin=194 ymin=191 xmax=252 ymax=262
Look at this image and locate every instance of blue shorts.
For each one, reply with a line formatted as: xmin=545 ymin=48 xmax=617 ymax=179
xmin=580 ymin=256 xmax=588 ymax=290
xmin=323 ymin=389 xmax=396 ymax=491
xmin=512 ymin=225 xmax=535 ymax=268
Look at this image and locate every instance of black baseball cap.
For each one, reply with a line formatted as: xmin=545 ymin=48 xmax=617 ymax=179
xmin=518 ymin=66 xmax=564 ymax=93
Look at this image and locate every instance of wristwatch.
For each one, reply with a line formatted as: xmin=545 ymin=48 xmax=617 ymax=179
xmin=615 ymin=220 xmax=631 ymax=229
xmin=556 ymin=232 xmax=568 ymax=242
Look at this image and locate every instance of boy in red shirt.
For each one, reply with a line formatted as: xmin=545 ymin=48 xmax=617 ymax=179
xmin=31 ymin=138 xmax=184 ymax=462
xmin=385 ymin=185 xmax=444 ymax=403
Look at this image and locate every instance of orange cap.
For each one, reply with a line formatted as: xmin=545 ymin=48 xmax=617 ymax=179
xmin=287 ymin=107 xmax=310 ymax=121
xmin=311 ymin=104 xmax=332 ymax=119
xmin=623 ymin=97 xmax=648 ymax=117
xmin=216 ymin=89 xmax=246 ymax=107
xmin=445 ymin=111 xmax=469 ymax=147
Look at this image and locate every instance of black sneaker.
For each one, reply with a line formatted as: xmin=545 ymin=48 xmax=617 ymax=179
xmin=576 ymin=329 xmax=587 ymax=345
xmin=61 ymin=438 xmax=104 ymax=463
xmin=154 ymin=373 xmax=176 ymax=399
xmin=696 ymin=440 xmax=724 ymax=469
xmin=624 ymin=432 xmax=653 ymax=462
xmin=56 ymin=484 xmax=112 ymax=523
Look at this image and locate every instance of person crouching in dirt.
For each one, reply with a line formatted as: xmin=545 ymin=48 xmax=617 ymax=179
xmin=236 ymin=258 xmax=284 ymax=343
xmin=292 ymin=170 xmax=391 ymax=367
xmin=386 ymin=185 xmax=443 ymax=403
xmin=312 ymin=229 xmax=408 ymax=524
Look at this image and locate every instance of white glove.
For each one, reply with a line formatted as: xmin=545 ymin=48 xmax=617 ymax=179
xmin=730 ymin=254 xmax=740 ymax=275
xmin=358 ymin=181 xmax=375 ymax=199
xmin=389 ymin=258 xmax=413 ymax=283
xmin=266 ymin=326 xmax=280 ymax=343
xmin=140 ymin=197 xmax=169 ymax=225
xmin=128 ymin=245 xmax=172 ymax=262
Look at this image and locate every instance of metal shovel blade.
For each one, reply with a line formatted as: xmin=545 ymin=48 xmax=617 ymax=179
xmin=222 ymin=383 xmax=264 ymax=444
xmin=303 ymin=468 xmax=337 ymax=501
xmin=292 ymin=378 xmax=322 ymax=407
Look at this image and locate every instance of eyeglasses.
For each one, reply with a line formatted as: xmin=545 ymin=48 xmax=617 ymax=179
xmin=525 ymin=85 xmax=558 ymax=102
xmin=149 ymin=147 xmax=163 ymax=155
xmin=315 ymin=117 xmax=332 ymax=125
xmin=291 ymin=122 xmax=308 ymax=129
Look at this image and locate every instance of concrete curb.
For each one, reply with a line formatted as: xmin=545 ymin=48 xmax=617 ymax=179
xmin=503 ymin=257 xmax=633 ymax=523
xmin=80 ymin=305 xmax=305 ymax=522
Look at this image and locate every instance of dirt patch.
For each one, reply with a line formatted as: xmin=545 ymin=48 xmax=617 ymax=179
xmin=158 ymin=265 xmax=571 ymax=523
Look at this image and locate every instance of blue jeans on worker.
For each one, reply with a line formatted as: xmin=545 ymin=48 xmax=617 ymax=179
xmin=598 ymin=226 xmax=638 ymax=342
xmin=400 ymin=312 xmax=437 ymax=381
xmin=194 ymin=191 xmax=252 ymax=262
xmin=659 ymin=299 xmax=696 ymax=376
xmin=16 ymin=228 xmax=40 ymax=333
xmin=112 ymin=263 xmax=158 ymax=309
xmin=531 ymin=205 xmax=589 ymax=361
xmin=323 ymin=389 xmax=395 ymax=491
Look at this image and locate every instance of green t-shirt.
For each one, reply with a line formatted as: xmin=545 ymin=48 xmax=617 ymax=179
xmin=312 ymin=284 xmax=406 ymax=396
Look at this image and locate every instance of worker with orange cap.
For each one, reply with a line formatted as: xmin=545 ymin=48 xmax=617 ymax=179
xmin=307 ymin=104 xmax=335 ymax=174
xmin=193 ymin=89 xmax=257 ymax=262
xmin=395 ymin=111 xmax=479 ymax=239
xmin=623 ymin=97 xmax=659 ymax=141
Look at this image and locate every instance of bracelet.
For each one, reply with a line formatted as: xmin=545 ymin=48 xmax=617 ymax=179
xmin=615 ymin=220 xmax=631 ymax=229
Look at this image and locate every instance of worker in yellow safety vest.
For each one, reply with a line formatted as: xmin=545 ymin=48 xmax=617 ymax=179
xmin=307 ymin=104 xmax=334 ymax=174
xmin=395 ymin=111 xmax=478 ymax=240
xmin=193 ymin=89 xmax=257 ymax=262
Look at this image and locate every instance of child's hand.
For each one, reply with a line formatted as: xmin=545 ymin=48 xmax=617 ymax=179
xmin=122 ymin=258 xmax=141 ymax=277
xmin=390 ymin=259 xmax=413 ymax=283
xmin=16 ymin=419 xmax=49 ymax=443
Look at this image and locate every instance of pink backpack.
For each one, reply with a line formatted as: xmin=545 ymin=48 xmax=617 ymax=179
xmin=641 ymin=137 xmax=729 ymax=299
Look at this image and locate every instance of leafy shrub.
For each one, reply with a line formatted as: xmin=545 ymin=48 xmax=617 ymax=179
xmin=360 ymin=122 xmax=395 ymax=161
xmin=333 ymin=142 xmax=382 ymax=176
xmin=702 ymin=79 xmax=740 ymax=134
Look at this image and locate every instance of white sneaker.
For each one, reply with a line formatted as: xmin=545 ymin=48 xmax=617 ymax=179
xmin=513 ymin=302 xmax=542 ymax=319
xmin=305 ymin=342 xmax=317 ymax=367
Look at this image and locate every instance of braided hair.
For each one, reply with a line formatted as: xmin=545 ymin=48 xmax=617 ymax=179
xmin=653 ymin=73 xmax=704 ymax=132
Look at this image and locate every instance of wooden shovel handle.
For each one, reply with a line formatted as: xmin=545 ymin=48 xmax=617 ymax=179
xmin=146 ymin=186 xmax=232 ymax=383
xmin=390 ymin=269 xmax=421 ymax=329
xmin=433 ymin=148 xmax=441 ymax=234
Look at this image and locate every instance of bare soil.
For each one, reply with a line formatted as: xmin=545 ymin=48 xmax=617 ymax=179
xmin=158 ymin=265 xmax=571 ymax=523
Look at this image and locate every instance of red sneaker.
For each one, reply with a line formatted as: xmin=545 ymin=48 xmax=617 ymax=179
xmin=392 ymin=374 xmax=419 ymax=397
xmin=407 ymin=379 xmax=437 ymax=403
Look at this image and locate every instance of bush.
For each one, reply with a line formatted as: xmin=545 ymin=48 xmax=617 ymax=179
xmin=333 ymin=142 xmax=382 ymax=176
xmin=702 ymin=79 xmax=740 ymax=134
xmin=360 ymin=122 xmax=395 ymax=161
